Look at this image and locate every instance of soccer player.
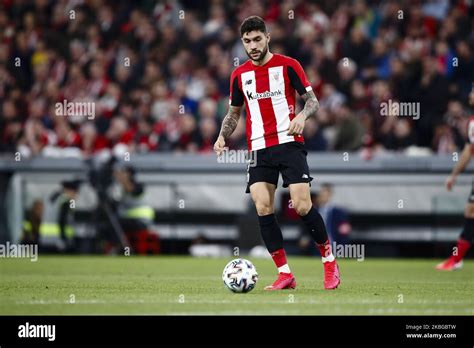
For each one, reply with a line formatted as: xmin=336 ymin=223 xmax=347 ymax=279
xmin=213 ymin=16 xmax=340 ymax=290
xmin=437 ymin=92 xmax=474 ymax=270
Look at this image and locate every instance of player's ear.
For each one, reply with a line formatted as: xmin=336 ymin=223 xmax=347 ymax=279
xmin=266 ymin=32 xmax=271 ymax=43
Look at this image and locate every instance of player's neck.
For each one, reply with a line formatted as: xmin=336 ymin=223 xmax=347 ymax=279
xmin=252 ymin=51 xmax=273 ymax=67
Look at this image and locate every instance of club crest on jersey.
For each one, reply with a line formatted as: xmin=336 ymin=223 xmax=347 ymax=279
xmin=246 ymin=89 xmax=282 ymax=100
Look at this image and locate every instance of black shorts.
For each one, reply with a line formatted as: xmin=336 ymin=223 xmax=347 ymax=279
xmin=245 ymin=141 xmax=313 ymax=194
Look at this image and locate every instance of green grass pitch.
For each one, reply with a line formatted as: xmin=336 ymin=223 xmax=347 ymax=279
xmin=1 ymin=256 xmax=473 ymax=315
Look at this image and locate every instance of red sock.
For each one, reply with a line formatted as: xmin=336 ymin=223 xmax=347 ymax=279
xmin=270 ymin=248 xmax=289 ymax=271
xmin=316 ymin=239 xmax=332 ymax=258
xmin=453 ymin=238 xmax=471 ymax=262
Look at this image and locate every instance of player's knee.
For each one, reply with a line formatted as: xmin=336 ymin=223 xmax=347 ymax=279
xmin=293 ymin=199 xmax=312 ymax=216
xmin=255 ymin=202 xmax=273 ymax=216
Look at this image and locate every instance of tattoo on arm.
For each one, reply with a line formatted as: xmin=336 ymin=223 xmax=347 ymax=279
xmin=301 ymin=90 xmax=319 ymax=120
xmin=219 ymin=105 xmax=242 ymax=140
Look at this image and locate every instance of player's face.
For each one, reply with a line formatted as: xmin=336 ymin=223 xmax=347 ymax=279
xmin=242 ymin=31 xmax=270 ymax=62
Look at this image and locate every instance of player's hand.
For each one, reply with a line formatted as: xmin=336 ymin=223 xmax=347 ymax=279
xmin=445 ymin=175 xmax=456 ymax=191
xmin=213 ymin=135 xmax=227 ymax=156
xmin=287 ymin=114 xmax=305 ymax=136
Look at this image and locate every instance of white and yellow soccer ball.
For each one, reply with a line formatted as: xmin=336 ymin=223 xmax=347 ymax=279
xmin=222 ymin=258 xmax=258 ymax=293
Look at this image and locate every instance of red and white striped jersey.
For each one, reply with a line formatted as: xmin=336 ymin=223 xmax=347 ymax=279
xmin=229 ymin=53 xmax=313 ymax=151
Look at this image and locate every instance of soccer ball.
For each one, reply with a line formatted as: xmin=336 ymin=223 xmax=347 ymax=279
xmin=222 ymin=258 xmax=258 ymax=293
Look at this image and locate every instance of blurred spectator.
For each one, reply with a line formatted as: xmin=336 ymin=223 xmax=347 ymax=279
xmin=100 ymin=164 xmax=157 ymax=254
xmin=434 ymin=100 xmax=471 ymax=153
xmin=37 ymin=180 xmax=81 ymax=253
xmin=382 ymin=118 xmax=418 ymax=151
xmin=316 ymin=183 xmax=352 ymax=245
xmin=413 ymin=56 xmax=450 ymax=147
xmin=303 ymin=117 xmax=328 ymax=151
xmin=333 ymin=105 xmax=365 ymax=151
xmin=196 ymin=117 xmax=218 ymax=153
xmin=341 ymin=27 xmax=372 ymax=68
xmin=22 ymin=199 xmax=43 ymax=245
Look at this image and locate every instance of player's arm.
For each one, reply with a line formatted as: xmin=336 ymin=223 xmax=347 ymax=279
xmin=214 ymin=105 xmax=242 ymax=156
xmin=301 ymin=90 xmax=320 ymax=120
xmin=446 ymin=144 xmax=472 ymax=191
xmin=214 ymin=70 xmax=243 ymax=156
xmin=288 ymin=90 xmax=320 ymax=135
xmin=286 ymin=59 xmax=319 ymax=136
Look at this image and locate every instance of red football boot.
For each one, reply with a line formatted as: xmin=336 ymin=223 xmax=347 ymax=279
xmin=435 ymin=257 xmax=463 ymax=271
xmin=264 ymin=272 xmax=296 ymax=290
xmin=323 ymin=260 xmax=340 ymax=290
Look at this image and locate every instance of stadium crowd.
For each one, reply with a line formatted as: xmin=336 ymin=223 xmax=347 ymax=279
xmin=0 ymin=0 xmax=473 ymax=158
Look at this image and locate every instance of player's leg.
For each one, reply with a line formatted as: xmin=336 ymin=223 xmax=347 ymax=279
xmin=436 ymin=200 xmax=474 ymax=270
xmin=249 ymin=182 xmax=296 ymax=290
xmin=278 ymin=142 xmax=339 ymax=289
xmin=459 ymin=202 xmax=474 ymax=255
xmin=289 ymin=182 xmax=330 ymax=246
xmin=289 ymin=182 xmax=340 ymax=289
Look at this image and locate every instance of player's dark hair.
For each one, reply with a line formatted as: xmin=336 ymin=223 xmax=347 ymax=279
xmin=240 ymin=16 xmax=266 ymax=37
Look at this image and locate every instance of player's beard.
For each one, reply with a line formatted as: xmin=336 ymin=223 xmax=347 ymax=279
xmin=247 ymin=43 xmax=269 ymax=62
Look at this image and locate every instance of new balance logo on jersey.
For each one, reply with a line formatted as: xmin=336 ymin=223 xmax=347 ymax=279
xmin=246 ymin=89 xmax=282 ymax=101
xmin=245 ymin=79 xmax=252 ymax=85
